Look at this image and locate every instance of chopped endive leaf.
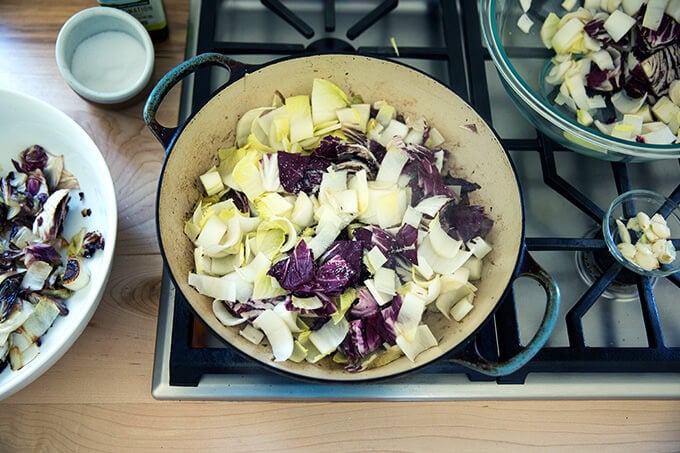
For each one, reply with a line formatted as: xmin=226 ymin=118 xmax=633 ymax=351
xmin=232 ymin=149 xmax=265 ymax=201
xmin=199 ymin=166 xmax=224 ymax=196
xmin=314 ymin=121 xmax=343 ymax=137
xmin=236 ymin=107 xmax=274 ymax=147
xmin=257 ymin=216 xmax=298 ymax=255
xmin=541 ymin=12 xmax=561 ymax=48
xmin=190 ymin=272 xmax=245 ymax=302
xmin=397 ymin=292 xmax=426 ymax=342
xmin=374 ymin=267 xmax=398 ymax=296
xmin=288 ymin=340 xmax=308 ymax=362
xmin=273 ymin=302 xmax=305 ymax=333
xmin=21 ymin=296 xmax=60 ymax=341
xmin=311 ymin=78 xmax=350 ymax=126
xmin=375 ymin=102 xmax=396 ymax=127
xmin=239 ymin=324 xmax=265 ymax=344
xmin=269 ymin=116 xmax=290 ymax=151
xmin=428 ymin=214 xmax=463 ymax=258
xmin=360 ymin=345 xmax=404 ymax=370
xmin=235 ymin=252 xmax=271 ymax=283
xmin=347 ymin=170 xmax=369 ymax=214
xmin=450 ymin=294 xmax=474 ymax=321
xmin=309 ymin=317 xmax=349 ymax=356
xmin=286 ymin=95 xmax=314 ymax=143
xmin=332 ymin=350 xmax=349 ymax=364
xmin=246 ymin=132 xmax=273 ymax=153
xmin=396 ymin=324 xmax=438 ymax=362
xmin=251 ymin=270 xmax=288 ymax=300
xmin=291 ymin=191 xmax=315 ymax=227
xmin=336 ymin=104 xmax=371 ymax=132
xmin=376 ymin=189 xmax=409 ymax=229
xmin=253 ymin=309 xmax=294 ymax=361
xmin=331 ymin=287 xmax=358 ymax=324
xmin=292 ymin=295 xmax=323 ymax=309
xmin=254 ymin=192 xmax=293 ymax=220
xmin=376 ymin=146 xmax=409 ymax=185
xmin=218 ymin=146 xmax=247 ymax=190
xmin=260 ymin=153 xmax=282 ymax=193
xmin=212 ymin=300 xmax=247 ymax=326
xmin=364 ymin=246 xmax=388 ymax=274
xmin=364 ymin=278 xmax=392 ymax=306
xmin=378 ymin=120 xmax=410 ymax=146
xmin=435 ymin=280 xmax=475 ymax=319
xmin=210 ymin=251 xmax=243 ymax=276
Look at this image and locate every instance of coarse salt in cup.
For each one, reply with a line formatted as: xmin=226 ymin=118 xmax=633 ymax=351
xmin=55 ymin=6 xmax=154 ymax=106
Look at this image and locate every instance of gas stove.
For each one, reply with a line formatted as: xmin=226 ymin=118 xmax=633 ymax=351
xmin=151 ymin=0 xmax=680 ymax=400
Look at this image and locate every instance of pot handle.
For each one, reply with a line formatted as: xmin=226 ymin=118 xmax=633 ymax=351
xmin=450 ymin=250 xmax=560 ymax=377
xmin=143 ymin=53 xmax=247 ymax=150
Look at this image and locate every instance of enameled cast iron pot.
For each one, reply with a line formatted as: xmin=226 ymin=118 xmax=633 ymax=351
xmin=144 ymin=53 xmax=560 ymax=382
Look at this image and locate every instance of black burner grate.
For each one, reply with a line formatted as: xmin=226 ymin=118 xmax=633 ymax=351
xmin=167 ymin=0 xmax=680 ymax=387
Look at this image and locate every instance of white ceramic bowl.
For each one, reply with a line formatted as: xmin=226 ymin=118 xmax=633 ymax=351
xmin=55 ymin=6 xmax=154 ymax=105
xmin=0 ymin=89 xmax=117 ymax=400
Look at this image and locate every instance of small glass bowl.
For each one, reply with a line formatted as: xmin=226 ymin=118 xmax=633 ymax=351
xmin=603 ymin=190 xmax=680 ymax=278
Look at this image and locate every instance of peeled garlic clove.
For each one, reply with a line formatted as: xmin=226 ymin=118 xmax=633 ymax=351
xmin=650 ymin=221 xmax=671 ymax=240
xmin=616 ymin=219 xmax=631 ymax=243
xmin=635 ymin=241 xmax=654 ymax=256
xmin=634 ymin=251 xmax=659 ymax=271
xmin=636 ymin=211 xmax=651 ymax=231
xmin=626 ymin=217 xmax=641 ymax=231
xmin=656 ymin=241 xmax=677 ymax=265
xmin=617 ymin=242 xmax=636 ymax=259
xmin=644 ymin=228 xmax=659 ymax=242
xmin=650 ymin=213 xmax=665 ymax=225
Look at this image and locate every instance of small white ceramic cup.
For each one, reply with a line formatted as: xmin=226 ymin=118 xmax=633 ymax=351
xmin=55 ymin=7 xmax=155 ymax=105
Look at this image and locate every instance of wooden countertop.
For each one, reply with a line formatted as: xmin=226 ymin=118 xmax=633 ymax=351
xmin=0 ymin=0 xmax=679 ymax=451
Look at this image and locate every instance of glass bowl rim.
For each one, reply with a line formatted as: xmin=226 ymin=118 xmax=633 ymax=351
xmin=602 ymin=189 xmax=680 ymax=278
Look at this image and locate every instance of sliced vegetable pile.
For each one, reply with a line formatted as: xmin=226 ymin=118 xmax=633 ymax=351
xmin=615 ymin=210 xmax=676 ymax=270
xmin=519 ymin=0 xmax=680 ymax=144
xmin=1 ymin=146 xmax=105 ymax=373
xmin=186 ymin=79 xmax=495 ymax=372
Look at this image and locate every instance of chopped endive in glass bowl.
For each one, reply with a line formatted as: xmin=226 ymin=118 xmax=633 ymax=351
xmin=529 ymin=0 xmax=680 ymax=144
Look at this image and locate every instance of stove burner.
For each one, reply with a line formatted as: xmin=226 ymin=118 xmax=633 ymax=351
xmin=574 ymin=226 xmax=656 ymax=301
xmin=306 ymin=38 xmax=355 ymax=53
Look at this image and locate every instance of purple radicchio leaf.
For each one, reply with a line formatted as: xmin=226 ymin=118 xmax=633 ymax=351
xmin=314 ymin=240 xmax=363 ymax=295
xmin=638 ymin=13 xmax=680 ymax=53
xmin=394 ymin=223 xmax=418 ymax=265
xmin=439 ymin=201 xmax=494 ymax=243
xmin=24 ymin=243 xmax=62 ymax=267
xmin=267 ymin=240 xmax=316 ymax=291
xmin=353 ymin=225 xmax=396 ymax=258
xmin=14 ymin=145 xmax=49 ymax=173
xmin=586 ymin=48 xmax=623 ymax=92
xmin=396 ymin=140 xmax=457 ymax=205
xmin=283 ymin=292 xmax=337 ymax=318
xmin=277 ymin=151 xmax=331 ymax=195
xmin=313 ymin=135 xmax=341 ymax=160
xmin=349 ymin=288 xmax=380 ymax=319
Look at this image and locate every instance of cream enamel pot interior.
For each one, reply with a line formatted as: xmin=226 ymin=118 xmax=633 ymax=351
xmin=144 ymin=53 xmax=560 ymax=382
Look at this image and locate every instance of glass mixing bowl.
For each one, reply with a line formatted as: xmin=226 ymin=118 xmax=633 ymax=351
xmin=603 ymin=190 xmax=680 ymax=278
xmin=479 ymin=0 xmax=680 ymax=162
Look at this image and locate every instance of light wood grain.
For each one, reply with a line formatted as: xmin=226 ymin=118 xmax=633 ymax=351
xmin=0 ymin=0 xmax=679 ymax=451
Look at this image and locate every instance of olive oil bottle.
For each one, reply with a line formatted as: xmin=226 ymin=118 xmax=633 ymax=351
xmin=97 ymin=0 xmax=169 ymax=43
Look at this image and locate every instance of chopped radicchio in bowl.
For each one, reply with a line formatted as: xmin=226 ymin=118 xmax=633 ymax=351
xmin=0 ymin=145 xmax=105 ymax=373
